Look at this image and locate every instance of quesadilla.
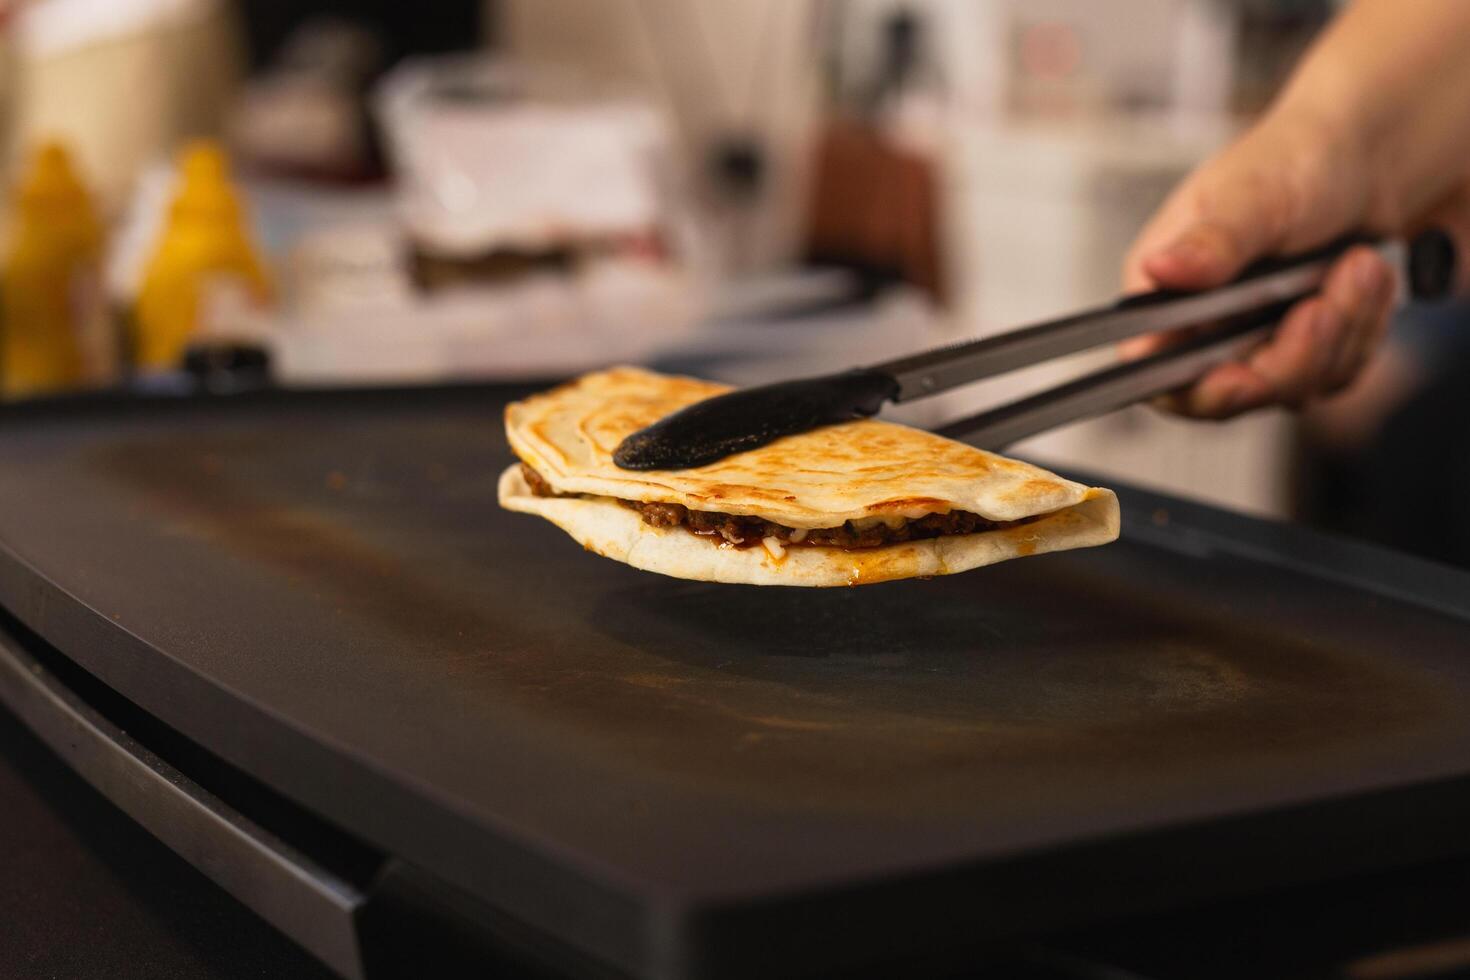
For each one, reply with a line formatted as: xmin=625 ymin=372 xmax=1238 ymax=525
xmin=499 ymin=367 xmax=1119 ymax=586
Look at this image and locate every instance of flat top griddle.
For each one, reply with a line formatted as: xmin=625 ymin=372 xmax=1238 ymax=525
xmin=3 ymin=385 xmax=1470 ymax=979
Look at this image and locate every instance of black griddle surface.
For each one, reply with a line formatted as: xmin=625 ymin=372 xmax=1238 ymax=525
xmin=3 ymin=386 xmax=1470 ymax=978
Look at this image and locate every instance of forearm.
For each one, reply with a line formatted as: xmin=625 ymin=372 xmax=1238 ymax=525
xmin=1274 ymin=0 xmax=1470 ymax=230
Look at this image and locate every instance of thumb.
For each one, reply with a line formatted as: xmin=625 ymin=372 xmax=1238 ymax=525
xmin=1135 ymin=108 xmax=1346 ymax=291
xmin=1141 ymin=175 xmax=1295 ymax=291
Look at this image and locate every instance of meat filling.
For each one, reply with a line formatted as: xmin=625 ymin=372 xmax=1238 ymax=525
xmin=520 ymin=463 xmax=1036 ymax=549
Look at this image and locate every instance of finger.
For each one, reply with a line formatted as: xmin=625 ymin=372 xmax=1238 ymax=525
xmin=1139 ymin=169 xmax=1298 ymax=292
xmin=1150 ymin=247 xmax=1395 ymax=416
xmin=1165 ymin=360 xmax=1275 ymax=418
xmin=1365 ymin=286 xmax=1397 ymax=371
xmin=1120 ymin=204 xmax=1209 ymax=360
xmin=1342 ymin=279 xmax=1399 ymax=392
xmin=1166 ymin=296 xmax=1329 ymax=418
xmin=1142 ymin=221 xmax=1261 ymax=291
xmin=1240 ymin=296 xmax=1337 ymax=408
xmin=1119 ymin=200 xmax=1229 ymax=361
xmin=1319 ymin=247 xmax=1393 ymax=391
xmin=1122 ymin=196 xmax=1201 ymax=293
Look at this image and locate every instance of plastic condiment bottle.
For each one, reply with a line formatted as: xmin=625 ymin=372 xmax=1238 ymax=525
xmin=0 ymin=141 xmax=105 ymax=397
xmin=133 ymin=142 xmax=271 ymax=371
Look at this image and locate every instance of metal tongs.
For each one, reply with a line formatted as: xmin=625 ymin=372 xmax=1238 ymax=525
xmin=615 ymin=232 xmax=1458 ymax=471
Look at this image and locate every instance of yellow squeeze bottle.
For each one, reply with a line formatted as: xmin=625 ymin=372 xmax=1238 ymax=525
xmin=0 ymin=142 xmax=104 ymax=397
xmin=133 ymin=142 xmax=271 ymax=370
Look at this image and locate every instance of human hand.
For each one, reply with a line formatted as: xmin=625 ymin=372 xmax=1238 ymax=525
xmin=1120 ymin=107 xmax=1404 ymax=418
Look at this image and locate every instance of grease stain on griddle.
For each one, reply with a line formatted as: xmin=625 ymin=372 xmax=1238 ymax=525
xmin=89 ymin=431 xmax=515 ymax=649
xmin=584 ymin=576 xmax=1433 ymax=773
xmin=85 ymin=426 xmax=1452 ymax=818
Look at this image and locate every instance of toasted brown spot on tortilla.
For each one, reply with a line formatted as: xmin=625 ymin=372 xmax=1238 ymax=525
xmin=870 ymin=496 xmax=949 ymax=512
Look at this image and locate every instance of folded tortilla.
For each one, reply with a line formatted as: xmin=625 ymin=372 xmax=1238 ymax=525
xmin=500 ymin=367 xmax=1119 ymax=586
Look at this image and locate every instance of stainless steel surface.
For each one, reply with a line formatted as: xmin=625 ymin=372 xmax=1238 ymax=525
xmin=936 ymin=310 xmax=1279 ymax=449
xmin=877 ymin=242 xmax=1386 ymax=402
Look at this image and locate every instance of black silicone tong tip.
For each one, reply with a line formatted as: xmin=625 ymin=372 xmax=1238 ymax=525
xmin=612 ymin=369 xmax=899 ymax=471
